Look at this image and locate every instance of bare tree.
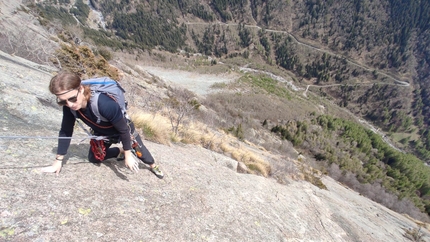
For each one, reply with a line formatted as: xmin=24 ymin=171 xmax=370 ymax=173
xmin=165 ymin=87 xmax=200 ymax=134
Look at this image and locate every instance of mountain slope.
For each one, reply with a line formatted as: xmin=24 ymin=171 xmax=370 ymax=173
xmin=1 ymin=2 xmax=430 ymax=238
xmin=0 ymin=48 xmax=429 ymax=242
xmin=80 ymin=0 xmax=430 ymax=158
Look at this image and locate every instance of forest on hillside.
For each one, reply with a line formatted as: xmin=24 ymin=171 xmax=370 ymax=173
xmin=270 ymin=114 xmax=430 ymax=217
xmin=21 ymin=0 xmax=430 ymax=221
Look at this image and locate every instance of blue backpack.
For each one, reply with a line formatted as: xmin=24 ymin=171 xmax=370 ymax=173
xmin=71 ymin=77 xmax=128 ymax=124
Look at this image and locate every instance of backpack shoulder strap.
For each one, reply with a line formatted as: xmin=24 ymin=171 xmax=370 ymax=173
xmin=89 ymin=92 xmax=103 ymax=124
xmin=68 ymin=91 xmax=104 ymax=123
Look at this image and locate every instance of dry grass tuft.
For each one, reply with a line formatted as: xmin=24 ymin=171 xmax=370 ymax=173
xmin=181 ymin=127 xmax=272 ymax=176
xmin=403 ymin=214 xmax=430 ymax=232
xmin=129 ymin=108 xmax=272 ymax=176
xmin=403 ymin=226 xmax=425 ymax=242
xmin=128 ymin=108 xmax=171 ymax=145
xmin=231 ymin=149 xmax=271 ymax=177
xmin=293 ymin=158 xmax=327 ymax=190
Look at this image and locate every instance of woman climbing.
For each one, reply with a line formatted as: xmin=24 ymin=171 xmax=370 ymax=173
xmin=41 ymin=71 xmax=164 ymax=179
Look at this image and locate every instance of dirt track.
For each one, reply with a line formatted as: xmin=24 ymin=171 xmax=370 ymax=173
xmin=136 ymin=65 xmax=240 ymax=96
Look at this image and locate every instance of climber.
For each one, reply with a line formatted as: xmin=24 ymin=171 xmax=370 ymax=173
xmin=41 ymin=71 xmax=164 ymax=179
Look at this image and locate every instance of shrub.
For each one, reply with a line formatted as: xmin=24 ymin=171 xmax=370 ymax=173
xmin=97 ymin=48 xmax=113 ymax=61
xmin=403 ymin=227 xmax=424 ymax=242
xmin=299 ymin=163 xmax=327 ymax=190
xmin=54 ymin=43 xmax=120 ymax=80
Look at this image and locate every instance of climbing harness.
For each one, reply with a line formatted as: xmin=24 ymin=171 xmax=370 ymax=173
xmin=0 ymin=115 xmax=109 ymax=142
xmin=90 ymin=139 xmax=106 ymax=161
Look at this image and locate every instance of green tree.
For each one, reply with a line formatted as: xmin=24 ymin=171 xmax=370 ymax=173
xmin=70 ymin=0 xmax=90 ymax=24
xmin=238 ymin=23 xmax=251 ymax=48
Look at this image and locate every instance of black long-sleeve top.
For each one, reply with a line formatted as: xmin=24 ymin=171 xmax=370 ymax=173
xmin=57 ymin=93 xmax=131 ymax=155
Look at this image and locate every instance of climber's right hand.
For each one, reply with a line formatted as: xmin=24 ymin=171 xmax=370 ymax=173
xmin=41 ymin=159 xmax=63 ymax=175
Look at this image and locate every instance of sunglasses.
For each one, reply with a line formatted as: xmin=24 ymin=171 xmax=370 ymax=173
xmin=56 ymin=88 xmax=80 ymax=106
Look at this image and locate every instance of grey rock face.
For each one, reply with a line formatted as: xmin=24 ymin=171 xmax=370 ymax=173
xmin=0 ymin=46 xmax=428 ymax=242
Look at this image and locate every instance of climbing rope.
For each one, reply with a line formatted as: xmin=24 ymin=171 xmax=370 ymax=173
xmin=0 ymin=120 xmax=108 ymax=141
xmin=0 ymin=135 xmax=108 ymax=140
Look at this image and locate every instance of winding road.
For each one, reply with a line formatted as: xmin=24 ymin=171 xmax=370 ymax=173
xmin=185 ymin=21 xmax=410 ymax=93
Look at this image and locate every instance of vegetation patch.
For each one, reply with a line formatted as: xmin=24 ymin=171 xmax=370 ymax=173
xmin=54 ymin=42 xmax=119 ymax=80
xmin=128 ymin=110 xmax=171 ymax=145
xmin=270 ymin=114 xmax=430 ymax=219
xmin=239 ymin=74 xmax=292 ymax=99
xmin=34 ymin=4 xmax=76 ymax=26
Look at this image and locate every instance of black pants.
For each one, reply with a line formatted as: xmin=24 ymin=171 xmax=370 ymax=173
xmin=88 ymin=121 xmax=154 ymax=165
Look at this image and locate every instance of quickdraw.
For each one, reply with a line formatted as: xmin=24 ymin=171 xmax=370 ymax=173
xmin=128 ymin=119 xmax=142 ymax=158
xmin=90 ymin=139 xmax=106 ymax=161
xmin=132 ymin=140 xmax=142 ymax=158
